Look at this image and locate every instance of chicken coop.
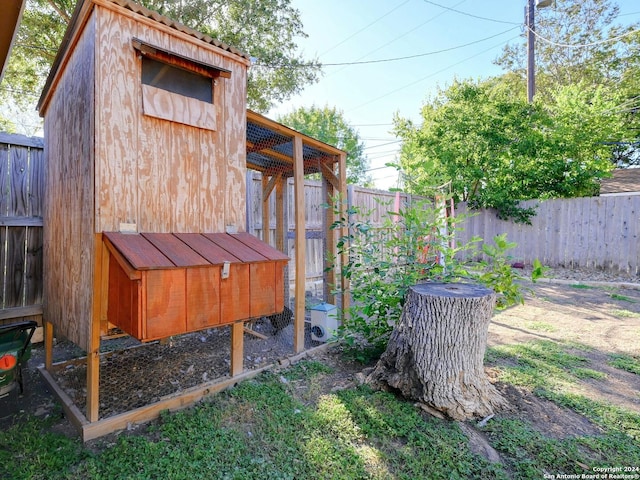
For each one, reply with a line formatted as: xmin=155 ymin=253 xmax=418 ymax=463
xmin=36 ymin=0 xmax=346 ymax=440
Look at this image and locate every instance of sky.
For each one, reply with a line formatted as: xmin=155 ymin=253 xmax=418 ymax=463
xmin=266 ymin=0 xmax=640 ymax=191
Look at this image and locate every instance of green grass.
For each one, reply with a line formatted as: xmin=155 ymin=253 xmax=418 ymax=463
xmin=608 ymin=353 xmax=640 ymax=375
xmin=3 ymin=352 xmax=640 ymax=479
xmin=610 ymin=293 xmax=637 ymax=303
xmin=486 ymin=340 xmax=602 ymax=388
xmin=523 ymin=321 xmax=556 ymax=332
xmin=0 ymin=409 xmax=88 ymax=479
xmin=610 ymin=309 xmax=640 ymax=318
xmin=570 ymin=283 xmax=595 ymax=289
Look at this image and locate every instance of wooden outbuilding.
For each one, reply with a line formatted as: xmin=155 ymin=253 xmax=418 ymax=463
xmin=36 ymin=0 xmax=347 ymax=439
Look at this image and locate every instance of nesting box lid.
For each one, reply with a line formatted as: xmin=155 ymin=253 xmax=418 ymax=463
xmin=104 ymin=232 xmax=288 ymax=270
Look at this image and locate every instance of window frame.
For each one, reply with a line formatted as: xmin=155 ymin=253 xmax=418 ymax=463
xmin=132 ymin=38 xmax=231 ymax=131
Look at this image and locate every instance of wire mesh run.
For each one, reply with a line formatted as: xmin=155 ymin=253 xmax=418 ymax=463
xmin=50 ymin=311 xmax=329 ymax=420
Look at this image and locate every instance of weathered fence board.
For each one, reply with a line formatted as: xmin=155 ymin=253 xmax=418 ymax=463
xmin=0 ymin=133 xmax=45 ymax=325
xmin=456 ymin=196 xmax=640 ymax=274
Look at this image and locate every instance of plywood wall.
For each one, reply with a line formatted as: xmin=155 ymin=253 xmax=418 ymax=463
xmin=94 ymin=3 xmax=248 ymax=234
xmin=42 ymin=1 xmax=248 ymax=350
xmin=43 ymin=12 xmax=96 ymax=351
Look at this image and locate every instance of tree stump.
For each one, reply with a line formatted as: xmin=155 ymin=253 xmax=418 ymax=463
xmin=366 ymin=282 xmax=508 ymax=420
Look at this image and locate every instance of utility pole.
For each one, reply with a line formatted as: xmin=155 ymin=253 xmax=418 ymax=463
xmin=526 ymin=0 xmax=552 ymax=103
xmin=526 ymin=0 xmax=535 ymax=103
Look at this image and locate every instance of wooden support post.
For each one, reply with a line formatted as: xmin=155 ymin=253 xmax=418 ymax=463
xmin=275 ymin=175 xmax=285 ymax=254
xmin=44 ymin=320 xmax=54 ymax=371
xmin=231 ymin=321 xmax=244 ymax=376
xmin=87 ymin=234 xmax=106 ymax=422
xmin=323 ymin=162 xmax=336 ymax=304
xmin=261 ymin=175 xmax=270 ymax=243
xmin=293 ymin=135 xmax=306 ymax=353
xmin=339 ymin=153 xmax=349 ymax=314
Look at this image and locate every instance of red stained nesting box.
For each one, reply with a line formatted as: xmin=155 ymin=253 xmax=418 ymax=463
xmin=104 ymin=232 xmax=288 ymax=342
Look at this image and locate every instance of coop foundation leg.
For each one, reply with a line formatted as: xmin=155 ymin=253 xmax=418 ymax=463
xmin=87 ymin=350 xmax=100 ymax=422
xmin=231 ymin=321 xmax=244 ymax=376
xmin=44 ymin=320 xmax=54 ymax=371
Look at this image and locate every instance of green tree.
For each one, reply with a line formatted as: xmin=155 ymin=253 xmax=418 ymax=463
xmin=278 ymin=106 xmax=373 ymax=186
xmin=495 ymin=0 xmax=640 ymax=100
xmin=394 ymin=78 xmax=627 ymax=222
xmin=0 ymin=0 xmax=320 ymax=117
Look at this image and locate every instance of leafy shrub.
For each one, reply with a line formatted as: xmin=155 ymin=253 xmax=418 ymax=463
xmin=328 ymin=197 xmax=543 ymax=360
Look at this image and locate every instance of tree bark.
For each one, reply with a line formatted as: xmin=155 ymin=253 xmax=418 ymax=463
xmin=366 ymin=282 xmax=507 ymax=420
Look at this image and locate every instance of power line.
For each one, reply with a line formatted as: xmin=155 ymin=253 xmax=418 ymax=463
xmin=349 ymin=34 xmax=521 ymax=113
xmin=321 ymin=27 xmax=519 ymax=67
xmin=255 ymin=26 xmax=519 ymax=69
xmin=528 ymin=25 xmax=640 ymax=49
xmin=319 ymin=0 xmax=412 ymax=57
xmin=422 ymin=0 xmax=520 ymax=25
xmin=0 ymin=86 xmax=40 ymax=98
xmin=340 ymin=0 xmax=468 ymax=68
xmin=362 ymin=140 xmax=402 ymax=150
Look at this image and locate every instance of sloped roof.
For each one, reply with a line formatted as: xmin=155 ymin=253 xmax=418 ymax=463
xmin=0 ymin=0 xmax=26 ymax=84
xmin=246 ymin=110 xmax=345 ymax=178
xmin=106 ymin=0 xmax=249 ymax=60
xmin=600 ymin=168 xmax=640 ymax=195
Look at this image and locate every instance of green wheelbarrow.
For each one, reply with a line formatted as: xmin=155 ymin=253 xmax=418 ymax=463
xmin=0 ymin=320 xmax=37 ymax=398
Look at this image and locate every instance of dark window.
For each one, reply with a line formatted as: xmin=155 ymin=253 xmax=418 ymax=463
xmin=142 ymin=57 xmax=213 ymax=103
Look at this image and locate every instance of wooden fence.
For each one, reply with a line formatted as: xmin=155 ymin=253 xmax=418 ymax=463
xmin=455 ymin=196 xmax=640 ymax=275
xmin=0 ymin=132 xmax=44 ymax=325
xmin=2 ymin=131 xmax=638 ymax=326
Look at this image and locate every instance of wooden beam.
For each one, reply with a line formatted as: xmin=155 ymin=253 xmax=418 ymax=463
xmin=246 ymin=135 xmax=291 ymax=154
xmin=247 ymin=110 xmax=345 ymax=157
xmin=44 ymin=320 xmax=53 ymax=371
xmin=339 ymin=153 xmax=350 ymax=314
xmin=247 ymin=140 xmax=293 ymax=164
xmin=261 ymin=175 xmax=270 ymax=243
xmin=324 ymin=173 xmax=336 ymax=305
xmin=293 ymin=135 xmax=306 ymax=353
xmin=38 ymin=366 xmax=89 ymax=433
xmin=262 ymin=174 xmax=278 ymax=201
xmin=246 ymin=162 xmax=268 ymax=173
xmin=320 ymin=162 xmax=339 ymax=190
xmin=87 ymin=234 xmax=105 ymax=423
xmin=231 ymin=321 xmax=244 ymax=376
xmin=0 ymin=305 xmax=42 ymax=321
xmin=276 ymin=176 xmax=285 ymax=254
xmin=0 ymin=216 xmax=43 ymax=227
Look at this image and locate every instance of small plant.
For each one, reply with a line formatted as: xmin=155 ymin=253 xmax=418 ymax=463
xmin=610 ymin=309 xmax=640 ymax=318
xmin=328 ymin=196 xmax=542 ymax=358
xmin=608 ymin=353 xmax=640 ymax=375
xmin=474 ymin=233 xmax=545 ymax=308
xmin=610 ymin=292 xmax=637 ymax=303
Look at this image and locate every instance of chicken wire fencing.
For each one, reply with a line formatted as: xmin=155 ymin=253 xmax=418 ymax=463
xmin=49 ymin=121 xmax=343 ymax=421
xmin=49 ymin=321 xmax=305 ymax=420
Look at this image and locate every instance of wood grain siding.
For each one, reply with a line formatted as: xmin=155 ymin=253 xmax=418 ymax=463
xmin=43 ymin=12 xmax=96 ymax=350
xmin=93 ymin=7 xmax=247 ymax=234
xmin=141 ymin=84 xmax=217 ymax=131
xmin=224 ymin=59 xmax=247 ymax=231
xmin=95 ymin=5 xmax=138 ymax=232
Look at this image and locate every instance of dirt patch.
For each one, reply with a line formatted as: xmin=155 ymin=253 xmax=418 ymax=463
xmin=489 ymin=281 xmax=640 ymax=415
